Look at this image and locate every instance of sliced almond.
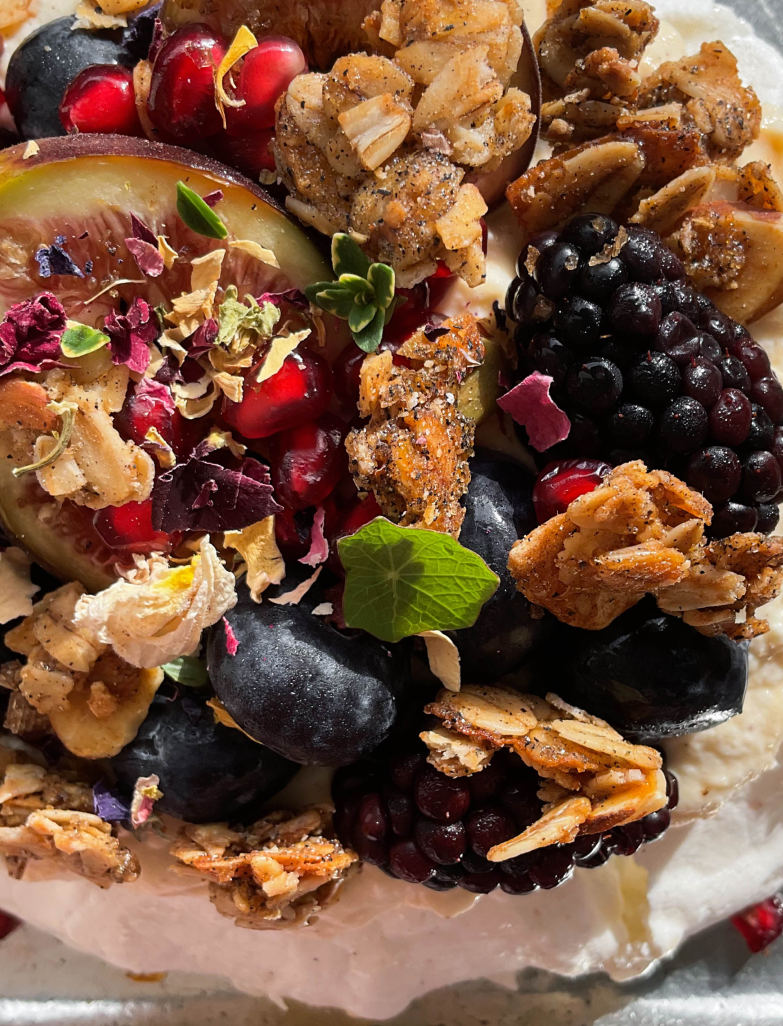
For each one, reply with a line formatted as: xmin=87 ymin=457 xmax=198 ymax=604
xmin=551 ymin=720 xmax=662 ymax=770
xmin=487 ymin=797 xmax=591 ymax=861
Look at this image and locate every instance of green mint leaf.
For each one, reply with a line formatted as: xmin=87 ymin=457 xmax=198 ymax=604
xmin=160 ymin=656 xmax=209 ymax=688
xmin=332 ymin=233 xmax=371 ymax=279
xmin=352 ymin=306 xmax=385 ymax=353
xmin=60 ymin=323 xmax=109 ymax=359
xmin=368 ymin=262 xmax=395 ymax=310
xmin=176 ymin=181 xmax=228 ymax=240
xmin=348 ymin=301 xmax=379 ymax=334
xmin=339 ymin=517 xmax=499 ymax=643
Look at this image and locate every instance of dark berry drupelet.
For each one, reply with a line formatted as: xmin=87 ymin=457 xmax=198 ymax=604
xmin=507 ymin=214 xmax=783 ymax=536
xmin=333 ymin=746 xmax=677 ymax=894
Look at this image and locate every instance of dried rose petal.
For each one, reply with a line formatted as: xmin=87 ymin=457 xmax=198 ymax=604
xmin=257 ymin=288 xmax=308 ymax=310
xmin=498 ymin=372 xmax=571 ymax=452
xmin=300 ymin=506 xmax=329 ymax=567
xmin=125 ymin=237 xmax=165 ymax=278
xmin=223 ymin=616 xmax=239 ymax=656
xmin=104 ymin=297 xmax=159 ymax=374
xmin=130 ymin=213 xmax=157 ymax=245
xmin=187 ymin=318 xmax=218 ymax=359
xmin=0 ymin=292 xmax=66 ymax=378
xmin=202 ymin=190 xmax=224 ymax=208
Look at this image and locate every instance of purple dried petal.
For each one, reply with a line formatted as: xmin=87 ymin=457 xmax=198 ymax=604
xmin=202 ymin=190 xmax=224 ymax=208
xmin=152 ymin=455 xmax=282 ymax=533
xmin=299 ymin=506 xmax=329 ymax=566
xmin=35 ymin=242 xmax=84 ymax=278
xmin=497 ymin=372 xmax=571 ymax=452
xmin=125 ymin=237 xmax=165 ymax=278
xmin=130 ymin=213 xmax=158 ymax=246
xmin=256 ymin=288 xmax=308 ymax=310
xmin=154 ymin=353 xmax=185 ymax=386
xmin=104 ymin=297 xmax=159 ymax=374
xmin=93 ymin=781 xmax=129 ymax=822
xmin=133 ymin=377 xmax=176 ymax=414
xmin=223 ymin=617 xmax=239 ymax=656
xmin=0 ymin=293 xmax=67 ymax=376
xmin=187 ymin=318 xmax=218 ymax=359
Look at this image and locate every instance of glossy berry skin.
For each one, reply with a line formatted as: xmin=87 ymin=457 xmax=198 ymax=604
xmin=542 ymin=600 xmax=748 ymax=742
xmin=732 ymin=896 xmax=783 ymax=954
xmin=216 ymin=127 xmax=276 ymax=177
xmin=114 ymin=385 xmax=199 ymax=460
xmin=60 ymin=65 xmax=142 ymax=136
xmin=223 ymin=348 xmax=333 ymax=439
xmin=147 ymin=25 xmax=227 ymax=142
xmin=93 ymin=498 xmax=174 ymax=554
xmin=451 ymin=459 xmax=551 ymax=679
xmin=270 ymin=415 xmax=346 ymax=511
xmin=6 ymin=16 xmax=135 ymax=139
xmin=532 ymin=458 xmax=611 ymax=523
xmin=224 ymin=37 xmax=307 ymax=135
xmin=207 ymin=576 xmax=410 ymax=765
xmin=111 ymin=697 xmax=297 ymax=823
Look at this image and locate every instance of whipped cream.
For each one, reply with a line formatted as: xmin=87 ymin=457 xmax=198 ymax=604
xmin=1 ymin=1 xmax=783 ymax=1020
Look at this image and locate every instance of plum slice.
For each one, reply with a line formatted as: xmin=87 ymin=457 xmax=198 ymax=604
xmin=0 ymin=135 xmax=338 ymax=589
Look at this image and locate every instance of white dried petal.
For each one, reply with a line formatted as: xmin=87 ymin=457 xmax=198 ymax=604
xmin=0 ymin=548 xmax=38 ymax=625
xmin=418 ymin=631 xmax=460 ymax=692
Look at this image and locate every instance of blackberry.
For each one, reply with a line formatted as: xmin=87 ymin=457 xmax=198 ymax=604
xmin=334 ymin=747 xmax=677 ymax=894
xmin=506 ymin=213 xmax=783 ymax=536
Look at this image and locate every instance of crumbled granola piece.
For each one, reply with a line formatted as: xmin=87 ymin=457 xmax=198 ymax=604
xmin=667 ymin=202 xmax=749 ymax=290
xmin=345 ymin=314 xmax=484 ymax=536
xmin=639 ymin=41 xmax=761 ymax=163
xmin=171 ymin=808 xmax=357 ymax=929
xmin=420 ymin=726 xmax=495 ymax=776
xmin=0 ymin=762 xmax=138 ymax=887
xmin=423 ymin=685 xmax=666 ymax=857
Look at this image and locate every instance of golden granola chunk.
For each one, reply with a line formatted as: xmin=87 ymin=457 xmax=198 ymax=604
xmin=171 ymin=809 xmax=357 ymax=929
xmin=345 ymin=314 xmax=484 ymax=536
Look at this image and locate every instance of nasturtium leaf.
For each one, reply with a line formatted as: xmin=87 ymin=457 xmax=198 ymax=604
xmin=368 ymin=262 xmax=395 ymax=310
xmin=176 ymin=181 xmax=228 ymax=240
xmin=332 ymin=232 xmax=371 ymax=279
xmin=352 ymin=307 xmax=386 ymax=353
xmin=60 ymin=323 xmax=110 ymax=359
xmin=160 ymin=655 xmax=209 ymax=688
xmin=339 ymin=517 xmax=499 ymax=643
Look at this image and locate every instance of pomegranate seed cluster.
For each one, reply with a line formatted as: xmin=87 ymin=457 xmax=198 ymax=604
xmin=507 ymin=215 xmax=783 ymax=538
xmin=334 ymin=747 xmax=678 ymax=895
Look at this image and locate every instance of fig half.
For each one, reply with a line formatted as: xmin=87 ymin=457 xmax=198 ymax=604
xmin=0 ymin=135 xmax=335 ymax=590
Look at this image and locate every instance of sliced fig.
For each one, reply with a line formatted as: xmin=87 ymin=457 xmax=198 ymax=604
xmin=0 ymin=136 xmax=338 ymax=589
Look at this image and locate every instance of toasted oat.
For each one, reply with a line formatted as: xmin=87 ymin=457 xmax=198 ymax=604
xmin=171 ymin=808 xmax=357 ymax=929
xmin=345 ymin=314 xmax=484 ymax=536
xmin=422 ymin=685 xmax=666 ymax=857
xmin=508 ymin=460 xmax=780 ymax=636
xmin=0 ymin=761 xmax=138 ymax=887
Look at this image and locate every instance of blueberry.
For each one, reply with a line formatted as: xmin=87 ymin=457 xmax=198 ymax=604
xmin=207 ymin=575 xmax=410 ymax=765
xmin=539 ymin=601 xmax=748 ymax=741
xmin=449 ymin=458 xmax=550 ymax=679
xmin=6 ymin=16 xmax=135 ymax=139
xmin=111 ymin=698 xmax=298 ymax=823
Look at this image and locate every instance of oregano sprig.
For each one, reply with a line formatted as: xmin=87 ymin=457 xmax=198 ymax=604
xmin=304 ymin=234 xmax=401 ymax=353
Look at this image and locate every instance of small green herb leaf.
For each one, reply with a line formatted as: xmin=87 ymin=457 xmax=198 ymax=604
xmin=348 ymin=301 xmax=378 ymax=334
xmin=368 ymin=263 xmax=395 ymax=310
xmin=176 ymin=181 xmax=228 ymax=240
xmin=160 ymin=656 xmax=209 ymax=688
xmin=332 ymin=233 xmax=371 ymax=279
xmin=60 ymin=323 xmax=110 ymax=359
xmin=312 ymin=288 xmax=355 ymax=320
xmin=352 ymin=306 xmax=386 ymax=353
xmin=339 ymin=517 xmax=499 ymax=643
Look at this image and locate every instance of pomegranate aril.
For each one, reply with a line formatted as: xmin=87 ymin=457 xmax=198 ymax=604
xmin=114 ymin=389 xmax=196 ymax=460
xmin=217 ymin=128 xmax=276 ymax=178
xmin=224 ymin=348 xmax=333 ymax=439
xmin=732 ymin=895 xmax=783 ymax=953
xmin=327 ymin=492 xmax=383 ymax=574
xmin=357 ymin=792 xmax=388 ymax=841
xmin=93 ymin=499 xmax=173 ymax=554
xmin=532 ymin=458 xmax=611 ymax=524
xmin=270 ymin=414 xmax=346 ymax=511
xmin=333 ymin=343 xmax=365 ymax=409
xmin=273 ymin=506 xmax=311 ymax=559
xmin=414 ymin=818 xmax=466 ymax=865
xmin=60 ymin=65 xmax=142 ymax=136
xmin=148 ymin=25 xmax=227 ymax=142
xmin=414 ymin=765 xmax=471 ymax=823
xmin=389 ymin=838 xmax=436 ymax=883
xmin=223 ymin=37 xmax=306 ymax=135
xmin=465 ymin=805 xmax=516 ymax=857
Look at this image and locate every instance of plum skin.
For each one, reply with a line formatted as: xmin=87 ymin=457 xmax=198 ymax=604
xmin=207 ymin=581 xmax=410 ymax=766
xmin=450 ymin=457 xmax=551 ymax=679
xmin=111 ymin=697 xmax=298 ymax=823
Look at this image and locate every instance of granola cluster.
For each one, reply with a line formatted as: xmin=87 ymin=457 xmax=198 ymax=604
xmin=422 ymin=686 xmax=666 ymax=859
xmin=274 ymin=0 xmax=536 ymax=286
xmin=507 ymin=461 xmax=783 ymax=637
xmin=0 ymin=755 xmax=139 ymax=887
xmin=346 ymin=314 xmax=484 ymax=536
xmin=171 ymin=808 xmax=357 ymax=929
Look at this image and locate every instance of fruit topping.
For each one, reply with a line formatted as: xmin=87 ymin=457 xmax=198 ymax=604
xmin=170 ymin=807 xmax=357 ymax=928
xmin=111 ymin=697 xmax=298 ymax=823
xmin=147 ymin=24 xmax=227 ymax=142
xmin=732 ymin=895 xmax=783 ymax=954
xmin=93 ymin=499 xmax=174 ymax=555
xmin=5 ymin=16 xmax=136 ymax=139
xmin=509 ymin=460 xmax=783 ymax=637
xmin=506 ymin=216 xmax=783 ymax=536
xmin=0 ymin=758 xmax=139 ymax=887
xmin=334 ymin=704 xmax=674 ymax=892
xmin=541 ymin=599 xmax=748 ymax=741
xmin=345 ymin=314 xmax=484 ymax=536
xmin=3 ymin=582 xmax=163 ymax=758
xmin=59 ymin=65 xmax=143 ymax=136
xmin=451 ymin=459 xmax=550 ymax=679
xmin=270 ymin=415 xmax=346 ymax=511
xmin=222 ymin=36 xmax=307 ymax=136
xmin=532 ymin=457 xmax=611 ymax=523
xmin=207 ymin=576 xmax=410 ymax=765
